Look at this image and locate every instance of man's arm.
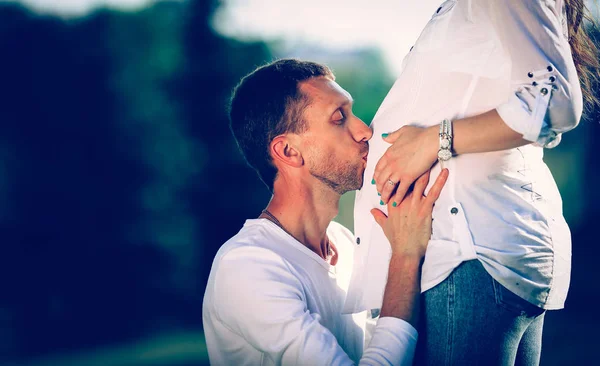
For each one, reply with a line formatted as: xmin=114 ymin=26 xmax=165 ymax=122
xmin=380 ymin=255 xmax=422 ymax=327
xmin=364 ymin=168 xmax=449 ymax=366
xmin=371 ymin=168 xmax=448 ymax=327
xmin=208 ymin=171 xmax=448 ymax=365
xmin=211 ymin=246 xmax=413 ymax=365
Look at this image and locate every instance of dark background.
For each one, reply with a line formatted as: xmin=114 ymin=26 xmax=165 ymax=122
xmin=0 ymin=1 xmax=598 ymax=365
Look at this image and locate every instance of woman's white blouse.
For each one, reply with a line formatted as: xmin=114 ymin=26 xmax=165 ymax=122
xmin=344 ymin=0 xmax=583 ymax=313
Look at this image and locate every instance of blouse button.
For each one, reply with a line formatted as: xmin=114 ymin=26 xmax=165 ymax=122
xmin=547 ymin=66 xmax=553 ymax=72
xmin=549 ymin=76 xmax=556 ymax=82
xmin=450 ymin=207 xmax=459 ymax=215
xmin=541 ymin=88 xmax=548 ymax=96
xmin=528 ymin=72 xmax=534 ymax=78
xmin=356 ymin=237 xmax=361 ymax=245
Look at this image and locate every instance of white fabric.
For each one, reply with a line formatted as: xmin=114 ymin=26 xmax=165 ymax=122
xmin=344 ymin=0 xmax=582 ymax=314
xmin=203 ymin=219 xmax=418 ymax=365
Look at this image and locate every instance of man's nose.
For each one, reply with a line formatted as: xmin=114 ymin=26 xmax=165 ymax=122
xmin=351 ymin=117 xmax=373 ymax=142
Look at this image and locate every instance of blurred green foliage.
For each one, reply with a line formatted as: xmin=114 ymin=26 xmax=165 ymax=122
xmin=0 ymin=1 xmax=599 ymax=365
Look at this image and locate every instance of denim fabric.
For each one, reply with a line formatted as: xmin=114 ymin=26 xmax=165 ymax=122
xmin=414 ymin=260 xmax=546 ymax=366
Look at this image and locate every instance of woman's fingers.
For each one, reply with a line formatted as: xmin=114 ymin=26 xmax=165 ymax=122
xmin=373 ymin=159 xmax=388 ymax=194
xmin=389 ymin=179 xmax=412 ymax=206
xmin=381 ymin=127 xmax=405 ymax=144
xmin=379 ymin=174 xmax=400 ymax=204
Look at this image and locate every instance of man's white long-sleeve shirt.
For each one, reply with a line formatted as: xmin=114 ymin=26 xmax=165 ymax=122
xmin=203 ymin=219 xmax=417 ymax=365
xmin=344 ymin=0 xmax=582 ymax=314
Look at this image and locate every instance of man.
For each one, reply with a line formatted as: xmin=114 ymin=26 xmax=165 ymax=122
xmin=202 ymin=59 xmax=449 ymax=365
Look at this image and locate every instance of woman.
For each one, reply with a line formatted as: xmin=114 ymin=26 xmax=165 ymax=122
xmin=343 ymin=0 xmax=600 ymax=365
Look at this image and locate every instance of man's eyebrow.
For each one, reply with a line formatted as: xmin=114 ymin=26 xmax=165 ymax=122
xmin=329 ymin=95 xmax=354 ymax=117
xmin=338 ymin=95 xmax=354 ymax=108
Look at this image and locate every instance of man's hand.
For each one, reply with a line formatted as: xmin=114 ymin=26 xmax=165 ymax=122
xmin=371 ymin=168 xmax=449 ymax=259
xmin=374 ymin=168 xmax=448 ymax=325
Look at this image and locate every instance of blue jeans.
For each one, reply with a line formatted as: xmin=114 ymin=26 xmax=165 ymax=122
xmin=414 ymin=260 xmax=546 ymax=366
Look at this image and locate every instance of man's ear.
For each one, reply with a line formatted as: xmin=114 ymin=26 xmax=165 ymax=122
xmin=270 ymin=135 xmax=304 ymax=168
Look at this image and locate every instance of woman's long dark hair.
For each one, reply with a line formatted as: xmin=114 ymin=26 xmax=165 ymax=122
xmin=565 ymin=0 xmax=600 ymax=113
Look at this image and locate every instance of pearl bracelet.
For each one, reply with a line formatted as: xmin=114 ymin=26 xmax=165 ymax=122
xmin=438 ymin=119 xmax=453 ymax=168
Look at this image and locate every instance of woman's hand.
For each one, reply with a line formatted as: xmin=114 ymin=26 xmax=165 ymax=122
xmin=371 ymin=168 xmax=449 ymax=259
xmin=374 ymin=125 xmax=439 ymax=205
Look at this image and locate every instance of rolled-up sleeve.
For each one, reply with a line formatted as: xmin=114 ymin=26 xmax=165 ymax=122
xmin=478 ymin=0 xmax=583 ymax=148
xmin=362 ymin=317 xmax=418 ymax=366
xmin=213 ymin=246 xmax=417 ymax=365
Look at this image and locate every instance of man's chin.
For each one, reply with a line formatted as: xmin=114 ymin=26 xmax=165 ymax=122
xmin=333 ymin=179 xmax=362 ymax=196
xmin=346 ymin=175 xmax=365 ymax=194
xmin=356 ymin=168 xmax=367 ymax=190
xmin=310 ymin=164 xmax=364 ymax=195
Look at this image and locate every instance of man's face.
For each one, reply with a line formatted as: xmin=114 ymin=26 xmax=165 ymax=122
xmin=298 ymin=77 xmax=373 ymax=195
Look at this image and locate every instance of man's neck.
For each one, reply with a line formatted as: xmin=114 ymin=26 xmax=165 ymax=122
xmin=261 ymin=180 xmax=340 ymax=260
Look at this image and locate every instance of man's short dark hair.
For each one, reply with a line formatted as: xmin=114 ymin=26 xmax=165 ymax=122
xmin=229 ymin=59 xmax=334 ymax=193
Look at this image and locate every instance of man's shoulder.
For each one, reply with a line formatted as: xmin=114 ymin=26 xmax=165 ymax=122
xmin=214 ymin=219 xmax=287 ymax=269
xmin=205 ymin=220 xmax=299 ymax=305
xmin=203 ymin=221 xmax=305 ymax=336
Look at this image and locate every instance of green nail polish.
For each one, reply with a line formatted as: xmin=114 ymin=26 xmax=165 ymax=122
xmin=392 ymin=202 xmax=397 ymax=207
xmin=382 ymin=133 xmax=389 ymax=138
xmin=371 ymin=178 xmax=376 ymax=184
xmin=380 ymin=200 xmax=384 ymax=205
xmin=377 ymin=192 xmax=381 ymax=196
